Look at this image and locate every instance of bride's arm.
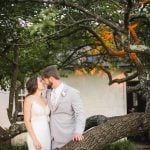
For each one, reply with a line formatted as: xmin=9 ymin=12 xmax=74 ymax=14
xmin=24 ymin=97 xmax=41 ymax=149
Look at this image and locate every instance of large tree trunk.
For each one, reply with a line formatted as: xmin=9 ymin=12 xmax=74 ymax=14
xmin=139 ymin=69 xmax=150 ymax=113
xmin=7 ymin=47 xmax=19 ymax=124
xmin=61 ymin=113 xmax=150 ymax=150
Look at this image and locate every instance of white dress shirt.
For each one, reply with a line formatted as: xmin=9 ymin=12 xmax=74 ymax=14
xmin=51 ymin=82 xmax=64 ymax=110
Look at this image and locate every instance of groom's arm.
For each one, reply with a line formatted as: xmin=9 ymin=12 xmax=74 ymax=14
xmin=71 ymin=90 xmax=85 ymax=141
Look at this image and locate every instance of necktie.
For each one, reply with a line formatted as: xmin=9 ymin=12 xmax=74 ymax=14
xmin=51 ymin=90 xmax=56 ymax=111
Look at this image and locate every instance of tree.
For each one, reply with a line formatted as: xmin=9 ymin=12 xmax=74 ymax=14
xmin=0 ymin=0 xmax=150 ymax=149
xmin=0 ymin=0 xmax=52 ymax=140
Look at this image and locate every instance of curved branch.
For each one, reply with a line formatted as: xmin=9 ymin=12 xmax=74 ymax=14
xmin=110 ymin=71 xmax=138 ymax=85
xmin=98 ymin=64 xmax=113 ymax=85
xmin=98 ymin=64 xmax=138 ymax=85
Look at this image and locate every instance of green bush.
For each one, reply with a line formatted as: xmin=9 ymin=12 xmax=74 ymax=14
xmin=0 ymin=143 xmax=28 ymax=150
xmin=103 ymin=140 xmax=135 ymax=150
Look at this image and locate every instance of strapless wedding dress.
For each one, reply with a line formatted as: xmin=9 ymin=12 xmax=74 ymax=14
xmin=27 ymin=101 xmax=51 ymax=150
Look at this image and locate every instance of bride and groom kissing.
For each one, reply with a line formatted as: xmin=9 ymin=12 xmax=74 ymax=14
xmin=24 ymin=65 xmax=85 ymax=150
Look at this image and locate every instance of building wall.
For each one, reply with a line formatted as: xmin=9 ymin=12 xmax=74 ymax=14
xmin=63 ymin=74 xmax=127 ymax=118
xmin=0 ymin=73 xmax=127 ymax=144
xmin=0 ymin=90 xmax=10 ymax=128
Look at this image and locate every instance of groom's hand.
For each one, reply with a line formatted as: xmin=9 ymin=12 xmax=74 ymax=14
xmin=73 ymin=133 xmax=84 ymax=141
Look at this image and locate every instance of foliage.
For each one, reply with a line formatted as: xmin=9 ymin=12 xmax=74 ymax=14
xmin=27 ymin=0 xmax=150 ymax=72
xmin=29 ymin=7 xmax=57 ymax=36
xmin=102 ymin=140 xmax=135 ymax=150
xmin=0 ymin=1 xmax=46 ymax=90
xmin=0 ymin=143 xmax=28 ymax=150
xmin=0 ymin=1 xmax=150 ymax=148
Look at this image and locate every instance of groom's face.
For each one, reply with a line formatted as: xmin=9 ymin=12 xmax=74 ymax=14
xmin=42 ymin=77 xmax=53 ymax=88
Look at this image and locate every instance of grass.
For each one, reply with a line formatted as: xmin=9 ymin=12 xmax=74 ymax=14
xmin=0 ymin=140 xmax=135 ymax=150
xmin=102 ymin=140 xmax=135 ymax=150
xmin=0 ymin=143 xmax=28 ymax=150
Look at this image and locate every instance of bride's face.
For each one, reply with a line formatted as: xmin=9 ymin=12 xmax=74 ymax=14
xmin=37 ymin=77 xmax=45 ymax=90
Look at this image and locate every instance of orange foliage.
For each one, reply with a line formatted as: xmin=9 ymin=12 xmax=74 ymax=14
xmin=101 ymin=31 xmax=113 ymax=42
xmin=127 ymin=0 xmax=150 ymax=67
xmin=90 ymin=26 xmax=114 ymax=55
xmin=128 ymin=20 xmax=140 ymax=45
xmin=82 ymin=68 xmax=87 ymax=74
xmin=75 ymin=67 xmax=97 ymax=76
xmin=140 ymin=0 xmax=150 ymax=4
xmin=128 ymin=20 xmax=142 ymax=67
xmin=90 ymin=67 xmax=97 ymax=75
xmin=76 ymin=15 xmax=143 ymax=76
xmin=75 ymin=69 xmax=84 ymax=76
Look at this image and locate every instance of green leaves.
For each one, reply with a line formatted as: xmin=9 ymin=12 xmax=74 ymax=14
xmin=29 ymin=7 xmax=58 ymax=36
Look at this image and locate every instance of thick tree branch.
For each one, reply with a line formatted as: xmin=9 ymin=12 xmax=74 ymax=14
xmin=97 ymin=64 xmax=113 ymax=85
xmin=0 ymin=124 xmax=26 ymax=141
xmin=110 ymin=71 xmax=138 ymax=85
xmin=124 ymin=0 xmax=133 ymax=30
xmin=130 ymin=45 xmax=150 ymax=55
xmin=130 ymin=13 xmax=150 ymax=22
xmin=127 ymin=83 xmax=142 ymax=93
xmin=61 ymin=113 xmax=150 ymax=150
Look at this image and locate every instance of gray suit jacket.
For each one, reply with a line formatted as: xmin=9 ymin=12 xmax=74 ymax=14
xmin=46 ymin=84 xmax=85 ymax=147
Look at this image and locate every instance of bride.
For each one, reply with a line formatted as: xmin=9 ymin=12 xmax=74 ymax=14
xmin=24 ymin=76 xmax=51 ymax=150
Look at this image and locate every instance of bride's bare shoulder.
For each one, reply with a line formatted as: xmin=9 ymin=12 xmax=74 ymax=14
xmin=24 ymin=95 xmax=34 ymax=104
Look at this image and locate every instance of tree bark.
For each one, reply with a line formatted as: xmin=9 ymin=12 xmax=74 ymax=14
xmin=0 ymin=123 xmax=26 ymax=142
xmin=7 ymin=47 xmax=19 ymax=124
xmin=61 ymin=113 xmax=150 ymax=150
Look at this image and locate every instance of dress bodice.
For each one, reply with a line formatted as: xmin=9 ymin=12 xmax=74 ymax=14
xmin=31 ymin=101 xmax=50 ymax=122
xmin=27 ymin=99 xmax=51 ymax=150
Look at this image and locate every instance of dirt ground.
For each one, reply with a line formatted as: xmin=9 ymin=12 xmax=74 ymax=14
xmin=135 ymin=142 xmax=150 ymax=150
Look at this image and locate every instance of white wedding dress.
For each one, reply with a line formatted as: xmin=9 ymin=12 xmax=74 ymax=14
xmin=27 ymin=100 xmax=51 ymax=150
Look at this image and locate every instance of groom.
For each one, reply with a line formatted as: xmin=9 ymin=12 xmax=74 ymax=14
xmin=41 ymin=65 xmax=85 ymax=150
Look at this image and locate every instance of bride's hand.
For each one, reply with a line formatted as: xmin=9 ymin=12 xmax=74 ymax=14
xmin=33 ymin=139 xmax=42 ymax=150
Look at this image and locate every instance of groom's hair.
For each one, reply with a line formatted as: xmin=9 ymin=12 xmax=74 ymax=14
xmin=41 ymin=65 xmax=60 ymax=80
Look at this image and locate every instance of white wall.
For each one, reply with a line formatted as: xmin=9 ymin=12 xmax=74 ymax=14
xmin=63 ymin=74 xmax=127 ymax=118
xmin=0 ymin=90 xmax=10 ymax=128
